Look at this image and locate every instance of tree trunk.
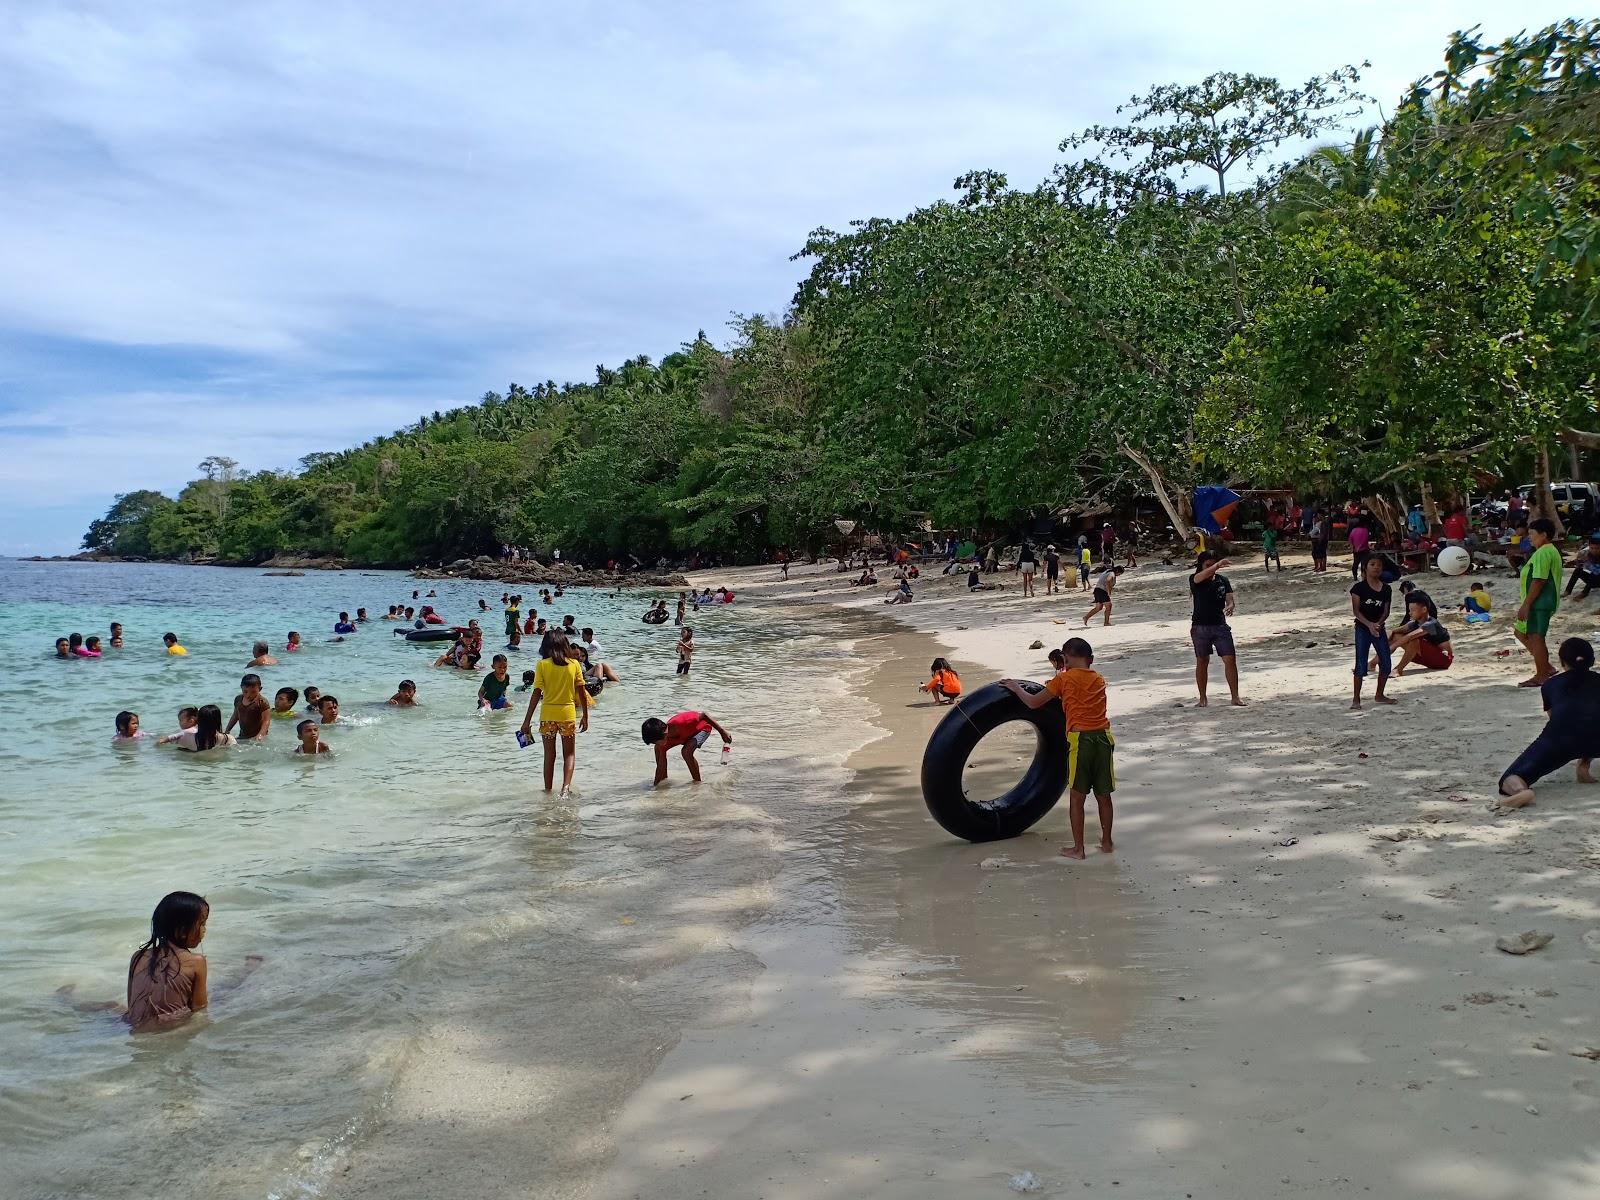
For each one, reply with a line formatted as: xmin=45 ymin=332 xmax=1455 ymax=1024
xmin=1120 ymin=443 xmax=1192 ymax=545
xmin=1420 ymin=480 xmax=1441 ymax=534
xmin=1535 ymin=444 xmax=1567 ymax=537
xmin=1570 ymin=441 xmax=1582 ymax=482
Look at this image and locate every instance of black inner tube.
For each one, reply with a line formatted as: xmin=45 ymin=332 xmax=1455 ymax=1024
xmin=919 ymin=680 xmax=1068 ymax=842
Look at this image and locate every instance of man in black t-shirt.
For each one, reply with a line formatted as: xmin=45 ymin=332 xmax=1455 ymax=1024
xmin=1190 ymin=551 xmax=1244 ymax=706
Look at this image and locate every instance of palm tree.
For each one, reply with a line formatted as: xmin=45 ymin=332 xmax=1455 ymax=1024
xmin=1272 ymin=127 xmax=1382 ymax=228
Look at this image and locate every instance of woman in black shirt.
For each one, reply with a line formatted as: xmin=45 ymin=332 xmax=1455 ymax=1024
xmin=1349 ymin=555 xmax=1396 ymax=709
xmin=1499 ymin=637 xmax=1600 ymax=807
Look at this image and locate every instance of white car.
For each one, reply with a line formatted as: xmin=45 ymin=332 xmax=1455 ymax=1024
xmin=1517 ymin=481 xmax=1600 ymax=518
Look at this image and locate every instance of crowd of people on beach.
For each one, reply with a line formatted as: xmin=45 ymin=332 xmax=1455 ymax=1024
xmin=58 ymin=581 xmax=738 ymax=1032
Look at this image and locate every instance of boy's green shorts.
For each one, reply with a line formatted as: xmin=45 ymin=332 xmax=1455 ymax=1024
xmin=1067 ymin=729 xmax=1116 ymax=794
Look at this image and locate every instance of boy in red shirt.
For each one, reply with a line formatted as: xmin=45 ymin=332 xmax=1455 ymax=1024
xmin=1003 ymin=637 xmax=1115 ymax=860
xmin=642 ymin=711 xmax=733 ymax=786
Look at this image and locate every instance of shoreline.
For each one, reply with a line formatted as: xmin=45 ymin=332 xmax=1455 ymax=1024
xmin=325 ymin=553 xmax=1600 ymax=1199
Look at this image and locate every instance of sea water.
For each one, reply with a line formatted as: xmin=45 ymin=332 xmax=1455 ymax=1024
xmin=0 ymin=560 xmax=862 ymax=1200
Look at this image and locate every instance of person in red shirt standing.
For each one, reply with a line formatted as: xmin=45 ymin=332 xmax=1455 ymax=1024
xmin=642 ymin=711 xmax=733 ymax=785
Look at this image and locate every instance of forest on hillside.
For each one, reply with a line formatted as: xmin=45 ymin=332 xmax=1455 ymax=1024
xmin=84 ymin=22 xmax=1600 ymax=566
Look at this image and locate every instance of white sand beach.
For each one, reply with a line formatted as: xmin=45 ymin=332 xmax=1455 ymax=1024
xmin=330 ymin=550 xmax=1600 ymax=1199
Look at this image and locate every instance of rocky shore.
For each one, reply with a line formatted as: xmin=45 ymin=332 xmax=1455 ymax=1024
xmin=409 ymin=556 xmax=688 ymax=589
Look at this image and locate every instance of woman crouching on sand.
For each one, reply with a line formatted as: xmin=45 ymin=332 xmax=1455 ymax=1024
xmin=1498 ymin=637 xmax=1600 ymax=808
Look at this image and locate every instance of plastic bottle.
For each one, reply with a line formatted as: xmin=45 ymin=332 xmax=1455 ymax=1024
xmin=720 ymin=742 xmax=731 ymax=766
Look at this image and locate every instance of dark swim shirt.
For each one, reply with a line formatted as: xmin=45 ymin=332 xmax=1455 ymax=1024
xmin=1541 ymin=670 xmax=1600 ymax=739
xmin=1190 ymin=572 xmax=1232 ymax=626
xmin=480 ymin=671 xmax=510 ymax=703
xmin=1350 ymin=580 xmax=1391 ymax=624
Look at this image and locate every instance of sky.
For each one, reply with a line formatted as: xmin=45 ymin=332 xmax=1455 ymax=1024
xmin=0 ymin=1 xmax=1579 ymax=554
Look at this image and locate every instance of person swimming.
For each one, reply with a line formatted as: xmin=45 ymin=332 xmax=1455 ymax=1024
xmin=109 ymin=622 xmax=124 ymax=649
xmin=271 ymin=687 xmax=300 ymax=720
xmin=248 ymin=641 xmax=279 ymax=667
xmin=387 ymin=679 xmax=418 ymax=706
xmin=112 ymin=711 xmax=147 ymax=742
xmin=294 ymin=719 xmax=331 ymax=755
xmin=303 ymin=685 xmax=322 ymax=713
xmin=53 ymin=637 xmax=70 ymax=659
xmin=286 ymin=631 xmax=302 ymax=652
xmin=163 ymin=632 xmax=187 ymax=656
xmin=333 ymin=612 xmax=357 ymax=635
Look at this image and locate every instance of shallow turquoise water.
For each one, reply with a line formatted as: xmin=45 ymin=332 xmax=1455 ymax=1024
xmin=0 ymin=560 xmax=840 ymax=1200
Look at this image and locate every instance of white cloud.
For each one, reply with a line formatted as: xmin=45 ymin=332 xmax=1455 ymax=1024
xmin=0 ymin=0 xmax=1579 ymax=553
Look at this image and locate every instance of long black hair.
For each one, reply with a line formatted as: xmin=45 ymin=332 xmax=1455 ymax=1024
xmin=1559 ymin=637 xmax=1595 ymax=672
xmin=134 ymin=891 xmax=208 ymax=979
xmin=930 ymin=657 xmax=957 ymax=678
xmin=193 ymin=704 xmax=223 ymax=752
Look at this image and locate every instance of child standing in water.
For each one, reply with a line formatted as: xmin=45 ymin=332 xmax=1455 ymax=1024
xmin=641 ymin=711 xmax=733 ymax=786
xmin=1001 ymin=637 xmax=1116 ymax=860
xmin=271 ymin=688 xmax=300 ymax=720
xmin=302 ymin=685 xmax=322 ymax=713
xmin=285 ymin=631 xmax=301 ymax=653
xmin=520 ymin=634 xmax=589 ymax=798
xmin=675 ymin=627 xmax=695 ymax=677
xmin=109 ymin=622 xmax=124 ymax=649
xmin=919 ymin=658 xmax=962 ymax=705
xmin=163 ymin=632 xmax=187 ymax=656
xmin=226 ymin=674 xmax=271 ymax=741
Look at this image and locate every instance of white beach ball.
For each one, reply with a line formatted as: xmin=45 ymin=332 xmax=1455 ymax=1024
xmin=1437 ymin=545 xmax=1471 ymax=576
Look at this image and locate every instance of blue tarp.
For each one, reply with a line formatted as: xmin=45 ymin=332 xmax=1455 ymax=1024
xmin=1192 ymin=486 xmax=1242 ymax=534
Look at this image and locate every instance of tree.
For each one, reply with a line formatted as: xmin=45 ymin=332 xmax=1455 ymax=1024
xmin=82 ymin=490 xmax=173 ymax=555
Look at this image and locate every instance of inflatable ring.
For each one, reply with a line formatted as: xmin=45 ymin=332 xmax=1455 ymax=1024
xmin=399 ymin=627 xmax=458 ymax=642
xmin=919 ymin=680 xmax=1067 ymax=842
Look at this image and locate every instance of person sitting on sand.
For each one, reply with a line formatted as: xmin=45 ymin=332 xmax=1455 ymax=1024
xmin=1497 ymin=637 xmax=1600 ymax=808
xmin=387 ymin=679 xmax=418 ymax=706
xmin=919 ymin=658 xmax=962 ymax=705
xmin=999 ymin=637 xmax=1115 ymax=860
xmin=967 ymin=566 xmax=995 ymax=592
xmin=294 ymin=719 xmax=331 ymax=755
xmin=247 ymin=641 xmax=279 ymax=668
xmin=1564 ymin=532 xmax=1600 ymax=600
xmin=642 ymin=711 xmax=732 ymax=786
xmin=885 ymin=576 xmax=913 ymax=604
xmin=853 ymin=567 xmax=878 ymax=587
xmin=1461 ymin=580 xmax=1493 ymax=620
xmin=1387 ymin=592 xmax=1453 ymax=675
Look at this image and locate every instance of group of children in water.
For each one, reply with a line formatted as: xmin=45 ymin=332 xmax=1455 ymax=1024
xmin=85 ymin=585 xmax=735 ymax=1030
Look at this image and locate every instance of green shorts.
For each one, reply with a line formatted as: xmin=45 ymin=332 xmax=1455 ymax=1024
xmin=1516 ymin=604 xmax=1556 ymax=637
xmin=1067 ymin=729 xmax=1116 ymax=795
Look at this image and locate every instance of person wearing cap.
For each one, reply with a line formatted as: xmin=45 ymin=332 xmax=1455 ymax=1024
xmin=1563 ymin=532 xmax=1600 ymax=600
xmin=1043 ymin=543 xmax=1061 ymax=594
xmin=1388 ymin=591 xmax=1453 ymax=675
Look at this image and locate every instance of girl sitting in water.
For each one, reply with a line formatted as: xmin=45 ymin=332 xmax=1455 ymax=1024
xmin=126 ymin=892 xmax=210 ymax=1032
xmin=919 ymin=658 xmax=962 ymax=705
xmin=112 ymin=711 xmax=148 ymax=742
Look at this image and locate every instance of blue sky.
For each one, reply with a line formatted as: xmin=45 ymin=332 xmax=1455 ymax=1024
xmin=0 ymin=1 xmax=1576 ymax=554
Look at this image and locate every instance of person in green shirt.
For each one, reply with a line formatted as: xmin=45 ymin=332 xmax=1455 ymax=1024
xmin=478 ymin=654 xmax=513 ymax=710
xmin=1515 ymin=517 xmax=1563 ymax=687
xmin=1262 ymin=525 xmax=1281 ymax=572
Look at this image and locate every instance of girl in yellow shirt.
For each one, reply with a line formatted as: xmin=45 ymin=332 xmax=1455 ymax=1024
xmin=519 ymin=634 xmax=589 ymax=797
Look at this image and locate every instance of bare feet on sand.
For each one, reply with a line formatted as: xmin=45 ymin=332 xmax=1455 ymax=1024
xmin=1500 ymin=789 xmax=1536 ymax=808
xmin=1230 ymin=697 xmax=1247 ymax=706
xmin=1059 ymin=845 xmax=1087 ymax=860
xmin=1196 ymin=697 xmax=1208 ymax=707
xmin=1373 ymin=696 xmax=1398 ymax=705
xmin=1578 ymin=764 xmax=1596 ymax=784
xmin=1099 ymin=838 xmax=1114 ymax=853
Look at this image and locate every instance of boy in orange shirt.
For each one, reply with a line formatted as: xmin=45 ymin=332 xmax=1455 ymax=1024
xmin=1002 ymin=637 xmax=1115 ymax=860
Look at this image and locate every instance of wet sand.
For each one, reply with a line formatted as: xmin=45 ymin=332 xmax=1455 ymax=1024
xmin=334 ymin=556 xmax=1600 ymax=1199
xmin=656 ymin=553 xmax=1600 ymax=1198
